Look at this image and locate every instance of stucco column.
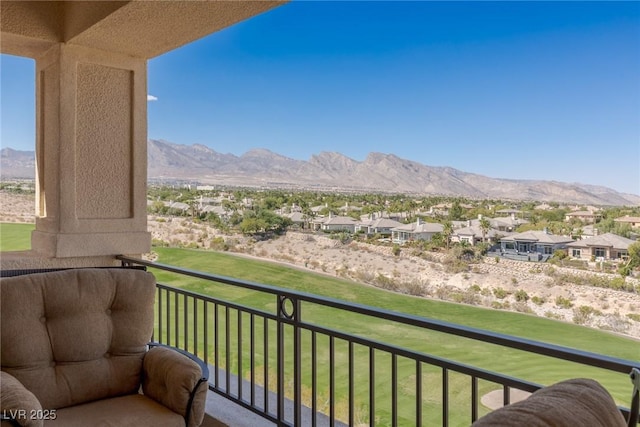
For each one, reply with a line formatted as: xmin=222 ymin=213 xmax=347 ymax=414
xmin=31 ymin=43 xmax=150 ymax=258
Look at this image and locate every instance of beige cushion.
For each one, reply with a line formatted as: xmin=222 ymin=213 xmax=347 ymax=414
xmin=1 ymin=269 xmax=156 ymax=410
xmin=472 ymin=378 xmax=627 ymax=427
xmin=0 ymin=371 xmax=43 ymax=427
xmin=45 ymin=394 xmax=184 ymax=427
xmin=142 ymin=346 xmax=207 ymax=427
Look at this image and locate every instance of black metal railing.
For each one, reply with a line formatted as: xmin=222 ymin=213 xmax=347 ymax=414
xmin=118 ymin=255 xmax=639 ymax=427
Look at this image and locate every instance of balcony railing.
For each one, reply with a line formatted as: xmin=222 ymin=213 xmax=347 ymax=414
xmin=118 ymin=255 xmax=639 ymax=427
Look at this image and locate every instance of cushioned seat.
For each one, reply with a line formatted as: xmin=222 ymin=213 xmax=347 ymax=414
xmin=472 ymin=378 xmax=627 ymax=427
xmin=45 ymin=395 xmax=185 ymax=427
xmin=0 ymin=268 xmax=208 ymax=427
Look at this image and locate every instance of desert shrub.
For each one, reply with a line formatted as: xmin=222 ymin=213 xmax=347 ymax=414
xmin=544 ymin=311 xmax=562 ymax=320
xmin=514 ymin=289 xmax=529 ymax=302
xmin=209 ymin=236 xmax=229 ymax=251
xmin=493 ymin=287 xmax=509 ymax=299
xmin=552 ymin=249 xmax=567 ymax=260
xmin=443 ymin=259 xmax=470 ymax=274
xmin=513 ymin=302 xmax=533 ymax=314
xmin=627 ymin=313 xmax=640 ymax=322
xmin=491 ymin=301 xmax=510 ymax=310
xmin=392 ymin=244 xmax=401 ymax=257
xmin=469 ymin=284 xmax=482 ymax=293
xmin=554 ymin=296 xmax=574 ymax=309
xmin=374 ymin=274 xmax=398 ymax=291
xmin=572 ymin=305 xmax=601 ymax=325
xmin=151 ymin=238 xmax=169 ymax=247
xmin=531 ymin=296 xmax=546 ymax=306
xmin=399 ymin=279 xmax=427 ymax=296
xmin=598 ymin=314 xmax=630 ymax=333
xmin=450 ymin=290 xmax=481 ymax=305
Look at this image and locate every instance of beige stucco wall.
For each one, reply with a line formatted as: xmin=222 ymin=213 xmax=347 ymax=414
xmin=30 ymin=43 xmax=150 ymax=260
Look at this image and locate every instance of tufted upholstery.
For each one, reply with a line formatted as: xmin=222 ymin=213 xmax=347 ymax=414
xmin=1 ymin=268 xmax=155 ymax=410
xmin=1 ymin=268 xmax=208 ymax=427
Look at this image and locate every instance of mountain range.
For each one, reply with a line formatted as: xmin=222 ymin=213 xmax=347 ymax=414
xmin=2 ymin=140 xmax=638 ymax=206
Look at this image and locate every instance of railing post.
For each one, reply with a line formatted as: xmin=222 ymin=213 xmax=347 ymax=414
xmin=277 ymin=294 xmax=301 ymax=426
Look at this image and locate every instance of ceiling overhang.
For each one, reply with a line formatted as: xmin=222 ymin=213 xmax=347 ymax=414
xmin=1 ymin=1 xmax=285 ymax=59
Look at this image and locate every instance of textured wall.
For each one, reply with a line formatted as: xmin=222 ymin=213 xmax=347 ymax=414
xmin=76 ymin=63 xmax=133 ymax=219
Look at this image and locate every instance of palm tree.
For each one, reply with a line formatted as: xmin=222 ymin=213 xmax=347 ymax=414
xmin=479 ymin=217 xmax=491 ymax=243
xmin=443 ymin=221 xmax=453 ymax=249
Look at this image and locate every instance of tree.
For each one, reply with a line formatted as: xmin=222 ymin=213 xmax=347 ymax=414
xmin=620 ymin=242 xmax=640 ymax=277
xmin=448 ymin=201 xmax=464 ymax=221
xmin=479 ymin=217 xmax=491 ymax=243
xmin=442 ymin=221 xmax=454 ymax=249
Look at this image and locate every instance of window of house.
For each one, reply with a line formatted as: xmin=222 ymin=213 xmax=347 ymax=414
xmin=572 ymin=249 xmax=581 ymax=258
xmin=594 ymin=247 xmax=606 ymax=258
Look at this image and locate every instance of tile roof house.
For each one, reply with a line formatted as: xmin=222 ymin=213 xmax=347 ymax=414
xmin=491 ymin=214 xmax=529 ymax=232
xmin=566 ymin=232 xmax=636 ymax=261
xmin=356 ymin=217 xmax=404 ymax=236
xmin=391 ymin=218 xmax=444 ymax=244
xmin=614 ymin=215 xmax=640 ymax=229
xmin=500 ymin=230 xmax=574 ymax=257
xmin=565 ymin=210 xmax=603 ymax=224
xmin=453 ymin=225 xmax=507 ymax=246
xmin=312 ymin=214 xmax=357 ymax=233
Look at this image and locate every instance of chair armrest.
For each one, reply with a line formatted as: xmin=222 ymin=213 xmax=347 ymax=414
xmin=142 ymin=343 xmax=209 ymax=427
xmin=0 ymin=372 xmax=43 ymax=427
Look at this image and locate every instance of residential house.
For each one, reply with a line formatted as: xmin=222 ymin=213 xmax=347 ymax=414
xmin=572 ymin=224 xmax=598 ymax=239
xmin=453 ymin=225 xmax=506 ymax=246
xmin=165 ymin=201 xmax=190 ymax=215
xmin=284 ymin=211 xmax=306 ymax=229
xmin=429 ymin=202 xmax=473 ymax=217
xmin=391 ymin=218 xmax=444 ymax=244
xmin=534 ymin=203 xmax=554 ymax=211
xmin=566 ymin=233 xmax=635 ymax=261
xmin=312 ymin=214 xmax=357 ymax=233
xmin=201 ymin=205 xmax=234 ymax=220
xmin=500 ymin=230 xmax=574 ymax=256
xmin=491 ymin=214 xmax=529 ymax=232
xmin=614 ymin=215 xmax=640 ymax=229
xmin=356 ymin=216 xmax=404 ymax=236
xmin=495 ymin=208 xmax=521 ymax=216
xmin=565 ymin=210 xmax=602 ymax=224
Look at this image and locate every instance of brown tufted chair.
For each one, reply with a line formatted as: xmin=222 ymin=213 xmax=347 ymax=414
xmin=0 ymin=268 xmax=208 ymax=427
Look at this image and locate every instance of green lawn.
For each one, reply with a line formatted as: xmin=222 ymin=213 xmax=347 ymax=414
xmin=0 ymin=222 xmax=33 ymax=251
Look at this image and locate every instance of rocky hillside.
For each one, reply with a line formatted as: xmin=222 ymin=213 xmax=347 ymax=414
xmin=2 ymin=141 xmax=638 ymax=205
xmin=145 ymin=140 xmax=639 ymax=205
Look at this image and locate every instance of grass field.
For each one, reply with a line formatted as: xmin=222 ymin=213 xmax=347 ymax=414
xmin=0 ymin=223 xmax=33 ymax=251
xmin=1 ymin=223 xmax=637 ymax=425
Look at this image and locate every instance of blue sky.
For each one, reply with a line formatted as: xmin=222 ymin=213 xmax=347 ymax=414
xmin=2 ymin=1 xmax=639 ymax=195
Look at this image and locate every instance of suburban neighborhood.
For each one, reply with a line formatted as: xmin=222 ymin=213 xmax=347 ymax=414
xmin=141 ymin=185 xmax=640 ymax=272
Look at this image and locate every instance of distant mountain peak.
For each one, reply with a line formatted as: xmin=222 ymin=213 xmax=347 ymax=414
xmin=1 ymin=140 xmax=638 ymax=205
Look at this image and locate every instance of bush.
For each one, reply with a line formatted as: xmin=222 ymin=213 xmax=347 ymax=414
xmin=493 ymin=287 xmax=509 ymax=299
xmin=514 ymin=289 xmax=529 ymax=302
xmin=554 ymin=296 xmax=574 ymax=309
xmin=627 ymin=313 xmax=640 ymax=322
xmin=392 ymin=244 xmax=401 ymax=257
xmin=572 ymin=305 xmax=601 ymax=325
xmin=531 ymin=296 xmax=546 ymax=306
xmin=552 ymin=249 xmax=567 ymax=260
